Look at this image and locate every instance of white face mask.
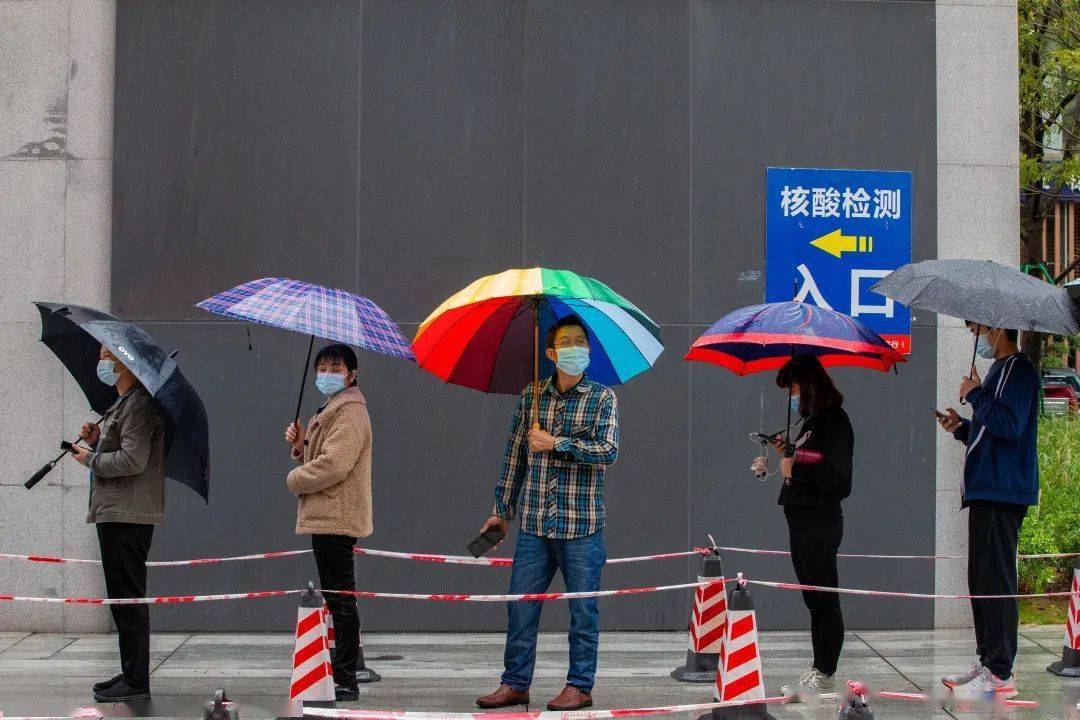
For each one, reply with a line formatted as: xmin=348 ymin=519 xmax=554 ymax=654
xmin=976 ymin=331 xmax=996 ymax=359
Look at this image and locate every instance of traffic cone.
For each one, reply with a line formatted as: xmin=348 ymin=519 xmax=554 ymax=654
xmin=290 ymin=583 xmax=335 ymax=702
xmin=699 ymin=576 xmax=775 ymax=720
xmin=1048 ymin=557 xmax=1080 ymax=677
xmin=837 ymin=682 xmax=873 ymax=719
xmin=356 ymin=625 xmax=381 ymax=684
xmin=672 ymin=550 xmax=727 ymax=682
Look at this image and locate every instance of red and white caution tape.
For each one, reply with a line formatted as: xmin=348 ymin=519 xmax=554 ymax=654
xmin=743 ymin=577 xmax=1079 ymax=600
xmin=875 ymin=689 xmax=1038 ymax=709
xmin=325 ymin=580 xmax=719 ymax=603
xmin=303 ymin=695 xmax=792 ymax=720
xmin=0 ymin=589 xmax=301 ymax=605
xmin=0 ymin=547 xmax=703 ymax=568
xmin=709 ymin=544 xmax=1080 ymax=560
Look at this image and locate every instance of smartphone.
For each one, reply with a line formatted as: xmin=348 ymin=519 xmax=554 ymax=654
xmin=749 ymin=432 xmax=774 ymax=444
xmin=468 ymin=528 xmax=505 ymax=558
xmin=930 ymin=407 xmax=947 ymax=421
xmin=60 ymin=440 xmax=75 ymax=452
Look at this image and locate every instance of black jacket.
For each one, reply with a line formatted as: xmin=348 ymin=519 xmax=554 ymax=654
xmin=777 ymin=405 xmax=853 ymax=513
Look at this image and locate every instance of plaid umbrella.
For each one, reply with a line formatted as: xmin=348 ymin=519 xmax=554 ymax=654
xmin=197 ymin=278 xmax=413 ymax=422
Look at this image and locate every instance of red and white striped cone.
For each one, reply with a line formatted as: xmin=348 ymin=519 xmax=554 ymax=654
xmin=323 ymin=603 xmax=336 ymax=651
xmin=699 ymin=576 xmax=775 ymax=720
xmin=672 ymin=551 xmax=726 ymax=682
xmin=290 ymin=583 xmax=335 ymax=702
xmin=1048 ymin=557 xmax=1080 ymax=677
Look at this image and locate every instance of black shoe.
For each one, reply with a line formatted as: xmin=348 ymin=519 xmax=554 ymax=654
xmin=335 ymin=685 xmax=359 ymax=702
xmin=92 ymin=673 xmax=124 ymax=693
xmin=93 ymin=680 xmax=150 ymax=702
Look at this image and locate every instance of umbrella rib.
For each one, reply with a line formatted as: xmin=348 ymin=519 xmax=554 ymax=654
xmin=558 ymin=296 xmax=658 ymax=378
xmin=477 ymin=298 xmax=539 ymax=394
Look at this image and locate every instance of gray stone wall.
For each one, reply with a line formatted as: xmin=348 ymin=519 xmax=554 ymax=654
xmin=0 ymin=0 xmax=114 ymax=632
xmin=934 ymin=0 xmax=1021 ymax=627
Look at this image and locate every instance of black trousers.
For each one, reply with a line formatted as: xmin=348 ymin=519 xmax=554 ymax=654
xmin=312 ymin=534 xmax=359 ymax=688
xmin=96 ymin=522 xmax=154 ymax=689
xmin=967 ymin=500 xmax=1027 ymax=680
xmin=785 ymin=507 xmax=844 ymax=676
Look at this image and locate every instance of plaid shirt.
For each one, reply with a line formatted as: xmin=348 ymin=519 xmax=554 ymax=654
xmin=493 ymin=375 xmax=619 ymax=539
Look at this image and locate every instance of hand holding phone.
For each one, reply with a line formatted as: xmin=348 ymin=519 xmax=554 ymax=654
xmin=468 ymin=528 xmax=505 ymax=558
xmin=929 ymin=407 xmax=946 ymax=421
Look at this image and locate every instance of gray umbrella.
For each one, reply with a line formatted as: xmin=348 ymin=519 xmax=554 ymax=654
xmin=871 ymin=259 xmax=1079 ymax=335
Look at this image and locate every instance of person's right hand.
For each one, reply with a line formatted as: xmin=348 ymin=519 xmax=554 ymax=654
xmin=284 ymin=422 xmax=305 ymax=454
xmin=750 ymin=456 xmax=768 ymax=476
xmin=480 ymin=515 xmax=509 ymax=542
xmin=938 ymin=408 xmax=962 ymax=433
xmin=79 ymin=422 xmax=100 ymax=447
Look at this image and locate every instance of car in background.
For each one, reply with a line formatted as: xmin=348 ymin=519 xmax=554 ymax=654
xmin=1043 ymin=367 xmax=1080 ymax=394
xmin=1043 ymin=381 xmax=1080 ymax=415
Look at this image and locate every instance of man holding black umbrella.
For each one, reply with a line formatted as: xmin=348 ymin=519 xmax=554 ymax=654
xmin=936 ymin=323 xmax=1039 ymax=700
xmin=70 ymin=344 xmax=166 ymax=702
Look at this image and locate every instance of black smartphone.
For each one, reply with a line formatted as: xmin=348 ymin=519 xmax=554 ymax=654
xmin=60 ymin=440 xmax=75 ymax=452
xmin=468 ymin=528 xmax=505 ymax=558
xmin=930 ymin=406 xmax=947 ymax=421
xmin=750 ymin=432 xmax=775 ymax=444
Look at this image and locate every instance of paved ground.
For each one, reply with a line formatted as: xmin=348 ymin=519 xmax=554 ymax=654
xmin=0 ymin=629 xmax=1077 ymax=719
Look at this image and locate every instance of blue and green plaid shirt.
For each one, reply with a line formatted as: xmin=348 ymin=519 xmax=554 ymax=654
xmin=493 ymin=375 xmax=619 ymax=539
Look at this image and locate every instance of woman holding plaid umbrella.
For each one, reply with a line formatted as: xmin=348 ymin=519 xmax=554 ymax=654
xmin=284 ymin=343 xmax=371 ymax=701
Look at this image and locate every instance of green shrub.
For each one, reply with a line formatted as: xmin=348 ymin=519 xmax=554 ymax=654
xmin=1018 ymin=415 xmax=1080 ymax=592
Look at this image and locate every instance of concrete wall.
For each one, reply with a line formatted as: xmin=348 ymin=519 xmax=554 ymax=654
xmin=0 ymin=0 xmax=115 ymax=632
xmin=109 ymin=0 xmax=938 ymax=633
xmin=934 ymin=0 xmax=1021 ymax=628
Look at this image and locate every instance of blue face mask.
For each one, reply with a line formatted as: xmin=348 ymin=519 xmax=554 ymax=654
xmin=555 ymin=346 xmax=590 ymax=376
xmin=315 ymin=372 xmax=347 ymax=397
xmin=96 ymin=359 xmax=120 ymax=386
xmin=976 ymin=332 xmax=996 ymax=359
xmin=789 ymin=394 xmax=801 ymax=415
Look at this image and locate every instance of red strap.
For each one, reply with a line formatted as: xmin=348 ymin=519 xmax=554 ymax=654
xmin=793 ymin=448 xmax=824 ymax=465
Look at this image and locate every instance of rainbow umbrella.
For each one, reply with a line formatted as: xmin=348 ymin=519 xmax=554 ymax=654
xmin=413 ymin=268 xmax=663 ymax=419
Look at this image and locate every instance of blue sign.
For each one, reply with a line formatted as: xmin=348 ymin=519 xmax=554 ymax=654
xmin=765 ymin=167 xmax=913 ymax=354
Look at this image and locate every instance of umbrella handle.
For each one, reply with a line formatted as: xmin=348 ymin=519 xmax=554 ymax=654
xmin=24 ymin=451 xmax=65 ymax=490
xmin=959 ymin=331 xmax=978 ymax=405
xmin=293 ymin=335 xmax=315 ymax=426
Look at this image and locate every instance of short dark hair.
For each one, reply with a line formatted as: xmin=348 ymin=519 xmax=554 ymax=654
xmin=777 ymin=354 xmax=843 ymax=415
xmin=964 ymin=321 xmax=1018 ymax=343
xmin=546 ymin=315 xmax=588 ymax=349
xmin=314 ymin=344 xmax=358 ymax=383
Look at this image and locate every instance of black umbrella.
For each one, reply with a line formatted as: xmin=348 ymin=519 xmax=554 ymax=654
xmin=29 ymin=302 xmax=210 ymax=501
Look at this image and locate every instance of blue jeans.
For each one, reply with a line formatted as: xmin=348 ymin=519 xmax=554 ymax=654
xmin=501 ymin=530 xmax=606 ymax=693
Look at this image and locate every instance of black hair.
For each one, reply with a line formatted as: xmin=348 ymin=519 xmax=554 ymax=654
xmin=964 ymin=321 xmax=1018 ymax=343
xmin=546 ymin=314 xmax=588 ymax=349
xmin=314 ymin=344 xmax=358 ymax=386
xmin=776 ymin=354 xmax=843 ymax=416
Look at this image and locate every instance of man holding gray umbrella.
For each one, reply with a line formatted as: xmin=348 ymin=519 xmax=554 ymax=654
xmin=71 ymin=344 xmax=166 ymax=702
xmin=872 ymin=260 xmax=1066 ymax=701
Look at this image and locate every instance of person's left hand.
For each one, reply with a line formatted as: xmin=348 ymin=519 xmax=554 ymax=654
xmin=779 ymin=456 xmax=794 ymax=479
xmin=528 ymin=427 xmax=557 ymax=452
xmin=70 ymin=443 xmax=92 ymax=467
xmin=960 ymin=365 xmax=982 ymax=400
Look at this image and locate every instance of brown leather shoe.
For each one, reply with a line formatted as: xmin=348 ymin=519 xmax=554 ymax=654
xmin=476 ymin=684 xmax=530 ymax=709
xmin=546 ymin=685 xmax=593 ymax=711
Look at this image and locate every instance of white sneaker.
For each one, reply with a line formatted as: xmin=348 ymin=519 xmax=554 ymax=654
xmin=949 ymin=666 xmax=1018 ymax=701
xmin=941 ymin=661 xmax=983 ymax=689
xmin=780 ymin=667 xmax=836 ymax=703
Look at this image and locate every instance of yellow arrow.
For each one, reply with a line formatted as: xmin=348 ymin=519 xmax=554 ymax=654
xmin=810 ymin=229 xmax=873 ymax=258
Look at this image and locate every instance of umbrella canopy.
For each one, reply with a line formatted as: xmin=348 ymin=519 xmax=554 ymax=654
xmin=686 ymin=301 xmax=905 ymax=376
xmin=34 ymin=302 xmax=210 ymax=501
xmin=871 ymin=259 xmax=1079 ymax=335
xmin=196 ymin=277 xmax=414 ymax=360
xmin=412 ymin=267 xmax=663 ymax=394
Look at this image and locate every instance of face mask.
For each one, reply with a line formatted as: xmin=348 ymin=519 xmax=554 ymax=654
xmin=976 ymin=332 xmax=996 ymax=359
xmin=555 ymin=346 xmax=590 ymax=376
xmin=96 ymin=359 xmax=120 ymax=386
xmin=315 ymin=372 xmax=347 ymax=397
xmin=789 ymin=394 xmax=801 ymax=415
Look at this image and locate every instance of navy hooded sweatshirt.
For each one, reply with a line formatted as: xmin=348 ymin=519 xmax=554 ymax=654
xmin=952 ymin=352 xmax=1039 ymax=507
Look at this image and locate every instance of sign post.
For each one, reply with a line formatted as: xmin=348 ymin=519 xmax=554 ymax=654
xmin=765 ymin=167 xmax=913 ymax=353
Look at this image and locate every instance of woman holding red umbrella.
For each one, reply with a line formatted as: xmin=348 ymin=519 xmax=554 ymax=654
xmin=753 ymin=354 xmax=853 ymax=701
xmin=687 ymin=301 xmax=901 ymax=702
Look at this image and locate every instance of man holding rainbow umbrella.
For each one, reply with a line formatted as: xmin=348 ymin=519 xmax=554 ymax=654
xmin=412 ymin=268 xmax=663 ymax=712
